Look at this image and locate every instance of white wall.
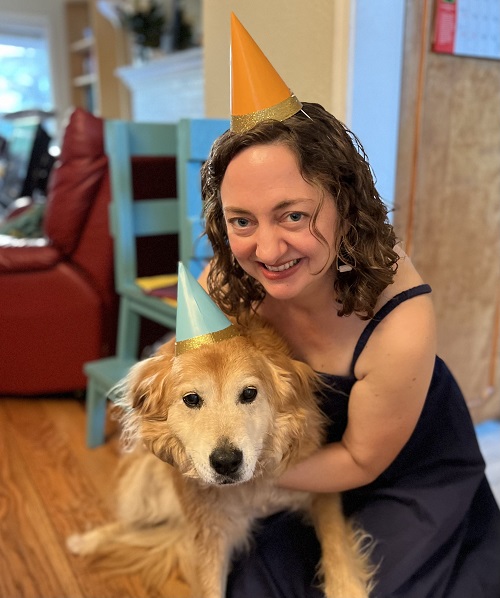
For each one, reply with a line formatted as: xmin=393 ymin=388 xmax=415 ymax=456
xmin=203 ymin=0 xmax=342 ymax=119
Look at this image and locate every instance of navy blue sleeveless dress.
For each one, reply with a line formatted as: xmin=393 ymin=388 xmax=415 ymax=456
xmin=227 ymin=285 xmax=500 ymax=597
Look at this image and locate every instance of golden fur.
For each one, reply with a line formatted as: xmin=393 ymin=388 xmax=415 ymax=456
xmin=68 ymin=317 xmax=374 ymax=597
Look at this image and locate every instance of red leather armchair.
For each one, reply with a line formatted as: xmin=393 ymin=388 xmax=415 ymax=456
xmin=0 ymin=108 xmax=118 ymax=395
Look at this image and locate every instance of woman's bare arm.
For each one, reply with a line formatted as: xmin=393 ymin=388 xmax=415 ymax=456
xmin=279 ymin=294 xmax=436 ymax=493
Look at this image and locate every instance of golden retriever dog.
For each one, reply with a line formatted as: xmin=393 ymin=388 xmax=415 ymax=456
xmin=68 ymin=316 xmax=374 ymax=598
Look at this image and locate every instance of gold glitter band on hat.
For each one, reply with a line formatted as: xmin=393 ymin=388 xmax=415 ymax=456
xmin=175 ymin=324 xmax=240 ymax=356
xmin=231 ymin=94 xmax=302 ymax=133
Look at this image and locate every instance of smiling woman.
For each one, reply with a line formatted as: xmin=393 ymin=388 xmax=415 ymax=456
xmin=221 ymin=144 xmax=338 ymax=302
xmin=195 ymin=14 xmax=500 ymax=597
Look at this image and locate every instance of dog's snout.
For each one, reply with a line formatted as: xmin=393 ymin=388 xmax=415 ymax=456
xmin=209 ymin=442 xmax=243 ymax=477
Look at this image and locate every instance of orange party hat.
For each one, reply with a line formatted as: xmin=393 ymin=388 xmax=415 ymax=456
xmin=230 ymin=13 xmax=302 ymax=133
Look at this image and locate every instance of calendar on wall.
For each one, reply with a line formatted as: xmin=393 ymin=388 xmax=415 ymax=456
xmin=433 ymin=0 xmax=500 ymax=60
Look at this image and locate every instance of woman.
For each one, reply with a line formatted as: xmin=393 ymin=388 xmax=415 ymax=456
xmin=200 ymin=102 xmax=500 ymax=597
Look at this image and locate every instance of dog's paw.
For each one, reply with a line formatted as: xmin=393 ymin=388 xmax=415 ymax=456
xmin=66 ymin=533 xmax=86 ymax=555
xmin=66 ymin=530 xmax=102 ymax=556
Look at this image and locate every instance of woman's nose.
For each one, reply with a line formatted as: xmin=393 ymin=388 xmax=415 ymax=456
xmin=254 ymin=228 xmax=287 ymax=265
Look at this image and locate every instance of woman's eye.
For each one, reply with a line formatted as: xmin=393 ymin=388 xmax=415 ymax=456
xmin=183 ymin=393 xmax=203 ymax=409
xmin=229 ymin=217 xmax=250 ymax=228
xmin=288 ymin=212 xmax=303 ymax=222
xmin=238 ymin=218 xmax=249 ymax=227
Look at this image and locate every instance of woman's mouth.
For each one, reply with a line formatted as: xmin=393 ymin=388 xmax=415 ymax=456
xmin=259 ymin=258 xmax=301 ymax=279
xmin=263 ymin=259 xmax=300 ymax=272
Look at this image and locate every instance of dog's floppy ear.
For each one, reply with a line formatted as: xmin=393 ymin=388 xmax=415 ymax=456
xmin=267 ymin=356 xmax=326 ymax=470
xmin=245 ymin=318 xmax=326 ymax=468
xmin=116 ymin=338 xmax=179 ymax=457
xmin=125 ymin=338 xmax=176 ymax=411
xmin=126 ymin=340 xmax=188 ymax=469
xmin=127 ymin=358 xmax=161 ymax=410
xmin=245 ymin=317 xmax=320 ymax=402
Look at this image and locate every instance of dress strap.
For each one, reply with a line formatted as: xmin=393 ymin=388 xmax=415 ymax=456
xmin=350 ymin=284 xmax=432 ymax=373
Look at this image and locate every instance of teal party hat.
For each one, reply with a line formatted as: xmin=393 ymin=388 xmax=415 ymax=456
xmin=175 ymin=262 xmax=239 ymax=356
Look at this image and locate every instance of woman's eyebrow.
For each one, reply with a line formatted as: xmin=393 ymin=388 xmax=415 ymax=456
xmin=223 ymin=206 xmax=253 ymax=215
xmin=224 ymin=198 xmax=314 ymax=215
xmin=272 ymin=198 xmax=314 ymax=211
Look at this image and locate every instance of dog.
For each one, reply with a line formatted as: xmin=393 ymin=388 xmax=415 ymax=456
xmin=68 ymin=316 xmax=374 ymax=598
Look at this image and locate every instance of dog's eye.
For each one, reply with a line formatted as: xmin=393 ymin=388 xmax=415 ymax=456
xmin=183 ymin=393 xmax=202 ymax=409
xmin=240 ymin=386 xmax=257 ymax=404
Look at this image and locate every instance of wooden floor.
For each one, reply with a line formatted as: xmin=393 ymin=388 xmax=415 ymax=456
xmin=1 ymin=397 xmax=499 ymax=598
xmin=0 ymin=397 xmax=190 ymax=598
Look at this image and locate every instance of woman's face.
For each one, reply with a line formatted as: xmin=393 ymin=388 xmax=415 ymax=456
xmin=220 ymin=143 xmax=339 ymax=303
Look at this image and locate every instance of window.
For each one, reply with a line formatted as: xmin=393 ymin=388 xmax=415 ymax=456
xmin=0 ymin=20 xmax=56 ymax=210
xmin=0 ymin=22 xmax=54 ymax=117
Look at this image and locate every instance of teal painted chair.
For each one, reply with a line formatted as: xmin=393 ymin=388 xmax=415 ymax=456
xmin=84 ymin=118 xmax=229 ymax=447
xmin=177 ymin=118 xmax=227 ymax=279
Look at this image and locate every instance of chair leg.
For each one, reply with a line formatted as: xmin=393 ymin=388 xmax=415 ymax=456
xmin=116 ymin=297 xmax=141 ymax=358
xmin=85 ymin=378 xmax=108 ymax=448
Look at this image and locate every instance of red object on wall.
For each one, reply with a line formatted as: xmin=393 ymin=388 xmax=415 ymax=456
xmin=433 ymin=0 xmax=457 ymax=54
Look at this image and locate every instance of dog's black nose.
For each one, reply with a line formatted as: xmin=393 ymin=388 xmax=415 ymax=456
xmin=210 ymin=443 xmax=243 ymax=477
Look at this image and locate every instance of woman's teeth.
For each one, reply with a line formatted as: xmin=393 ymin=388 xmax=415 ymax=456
xmin=264 ymin=259 xmax=299 ymax=272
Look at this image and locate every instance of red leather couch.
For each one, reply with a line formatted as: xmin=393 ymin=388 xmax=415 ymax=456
xmin=0 ymin=108 xmax=118 ymax=395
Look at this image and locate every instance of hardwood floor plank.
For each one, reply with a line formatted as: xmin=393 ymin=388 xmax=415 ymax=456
xmin=2 ymin=398 xmax=150 ymax=598
xmin=0 ymin=400 xmax=83 ymax=598
xmin=42 ymin=397 xmax=123 ymax=508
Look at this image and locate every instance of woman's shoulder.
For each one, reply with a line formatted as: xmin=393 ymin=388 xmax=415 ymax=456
xmin=355 ymin=247 xmax=437 ymax=380
xmin=197 ymin=262 xmax=211 ymax=291
xmin=374 ymin=245 xmax=426 ymax=310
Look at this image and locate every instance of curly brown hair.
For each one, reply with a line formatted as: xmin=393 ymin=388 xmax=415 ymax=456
xmin=201 ymin=102 xmax=399 ymax=320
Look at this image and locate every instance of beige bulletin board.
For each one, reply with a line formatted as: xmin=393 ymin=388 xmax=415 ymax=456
xmin=395 ymin=0 xmax=500 ymax=422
